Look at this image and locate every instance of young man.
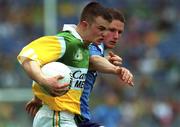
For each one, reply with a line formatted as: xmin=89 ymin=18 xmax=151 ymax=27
xmin=17 ymin=2 xmax=112 ymax=127
xmin=76 ymin=8 xmax=131 ymax=127
xmin=25 ymin=8 xmax=134 ymax=127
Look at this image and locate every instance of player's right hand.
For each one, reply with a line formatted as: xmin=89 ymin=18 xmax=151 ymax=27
xmin=108 ymin=51 xmax=122 ymax=66
xmin=40 ymin=75 xmax=70 ymax=96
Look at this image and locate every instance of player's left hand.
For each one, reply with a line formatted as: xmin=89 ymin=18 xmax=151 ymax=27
xmin=25 ymin=97 xmax=42 ymax=117
xmin=107 ymin=51 xmax=122 ymax=66
xmin=116 ymin=67 xmax=134 ymax=87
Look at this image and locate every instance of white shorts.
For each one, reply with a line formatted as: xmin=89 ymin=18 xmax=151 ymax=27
xmin=33 ymin=105 xmax=77 ymax=127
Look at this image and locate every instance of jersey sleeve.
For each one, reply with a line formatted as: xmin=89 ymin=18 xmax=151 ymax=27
xmin=17 ymin=36 xmax=66 ymax=66
xmin=89 ymin=43 xmax=104 ymax=57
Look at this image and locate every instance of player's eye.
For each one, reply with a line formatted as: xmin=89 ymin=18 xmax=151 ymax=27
xmin=118 ymin=30 xmax=123 ymax=34
xmin=98 ymin=26 xmax=106 ymax=31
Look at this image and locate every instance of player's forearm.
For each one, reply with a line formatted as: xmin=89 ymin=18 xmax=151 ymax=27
xmin=90 ymin=55 xmax=118 ymax=74
xmin=21 ymin=59 xmax=45 ymax=85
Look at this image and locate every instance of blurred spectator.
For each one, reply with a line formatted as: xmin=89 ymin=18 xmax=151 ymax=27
xmin=92 ymin=89 xmax=122 ymax=127
xmin=152 ymin=101 xmax=173 ymax=127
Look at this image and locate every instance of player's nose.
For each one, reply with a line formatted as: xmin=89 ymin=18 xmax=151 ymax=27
xmin=114 ymin=31 xmax=119 ymax=39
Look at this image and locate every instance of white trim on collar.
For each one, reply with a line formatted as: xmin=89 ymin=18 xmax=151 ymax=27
xmin=62 ymin=24 xmax=83 ymax=42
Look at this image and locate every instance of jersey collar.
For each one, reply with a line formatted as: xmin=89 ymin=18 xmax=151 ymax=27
xmin=62 ymin=24 xmax=83 ymax=42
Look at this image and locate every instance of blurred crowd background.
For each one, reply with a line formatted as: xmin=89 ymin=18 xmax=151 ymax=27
xmin=0 ymin=0 xmax=179 ymax=127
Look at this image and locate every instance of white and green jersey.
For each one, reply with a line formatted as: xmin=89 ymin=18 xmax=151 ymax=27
xmin=17 ymin=25 xmax=90 ymax=115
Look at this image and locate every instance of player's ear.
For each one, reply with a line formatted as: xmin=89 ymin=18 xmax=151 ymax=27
xmin=80 ymin=21 xmax=89 ymax=28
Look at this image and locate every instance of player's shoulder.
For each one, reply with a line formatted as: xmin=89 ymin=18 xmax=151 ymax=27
xmin=31 ymin=35 xmax=58 ymax=43
xmin=57 ymin=31 xmax=74 ymax=39
xmin=57 ymin=31 xmax=81 ymax=44
xmin=89 ymin=43 xmax=104 ymax=51
xmin=89 ymin=43 xmax=104 ymax=56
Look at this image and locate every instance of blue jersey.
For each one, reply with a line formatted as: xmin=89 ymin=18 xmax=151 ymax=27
xmin=80 ymin=43 xmax=104 ymax=120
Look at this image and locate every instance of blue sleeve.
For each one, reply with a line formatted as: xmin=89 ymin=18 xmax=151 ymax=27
xmin=89 ymin=43 xmax=104 ymax=57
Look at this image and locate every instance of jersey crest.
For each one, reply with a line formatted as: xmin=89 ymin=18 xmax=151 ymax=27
xmin=73 ymin=49 xmax=83 ymax=61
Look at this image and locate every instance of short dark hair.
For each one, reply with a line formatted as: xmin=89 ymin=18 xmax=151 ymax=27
xmin=107 ymin=8 xmax=125 ymax=23
xmin=80 ymin=2 xmax=112 ymax=24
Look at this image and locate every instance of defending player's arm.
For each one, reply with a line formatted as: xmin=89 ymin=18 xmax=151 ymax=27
xmin=89 ymin=44 xmax=119 ymax=73
xmin=89 ymin=55 xmax=134 ymax=86
xmin=89 ymin=55 xmax=118 ymax=74
xmin=106 ymin=51 xmax=134 ymax=86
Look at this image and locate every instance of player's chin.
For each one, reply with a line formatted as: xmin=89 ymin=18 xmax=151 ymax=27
xmin=110 ymin=42 xmax=116 ymax=48
xmin=97 ymin=37 xmax=104 ymax=42
xmin=107 ymin=44 xmax=115 ymax=49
